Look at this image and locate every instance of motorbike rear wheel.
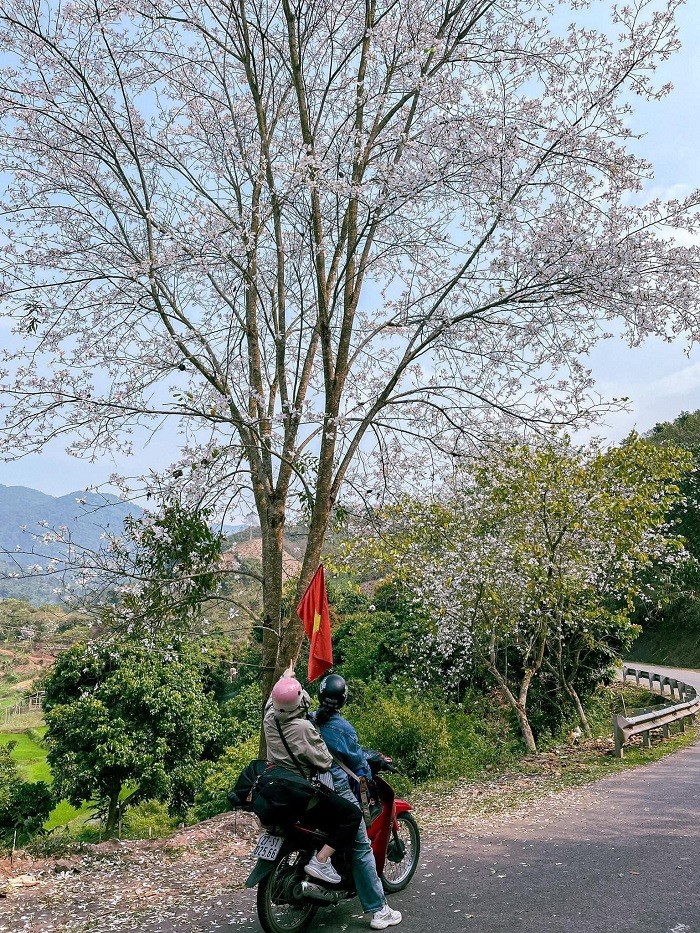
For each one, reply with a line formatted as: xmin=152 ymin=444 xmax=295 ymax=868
xmin=381 ymin=812 xmax=420 ymax=893
xmin=256 ymin=848 xmax=319 ymax=933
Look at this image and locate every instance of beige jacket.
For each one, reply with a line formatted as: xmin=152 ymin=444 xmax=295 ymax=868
xmin=263 ymin=700 xmax=333 ymax=776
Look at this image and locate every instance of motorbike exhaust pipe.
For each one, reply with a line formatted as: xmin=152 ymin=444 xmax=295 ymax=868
xmin=298 ymin=880 xmax=347 ymax=904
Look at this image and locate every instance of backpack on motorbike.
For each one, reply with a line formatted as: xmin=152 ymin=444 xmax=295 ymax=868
xmin=228 ymin=757 xmax=324 ymax=825
xmin=228 ymin=718 xmax=333 ymax=826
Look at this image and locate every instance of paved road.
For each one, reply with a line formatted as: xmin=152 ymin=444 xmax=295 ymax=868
xmin=154 ymin=664 xmax=700 ymax=933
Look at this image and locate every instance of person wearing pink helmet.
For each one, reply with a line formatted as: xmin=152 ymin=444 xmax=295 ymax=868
xmin=263 ymin=669 xmax=361 ymax=885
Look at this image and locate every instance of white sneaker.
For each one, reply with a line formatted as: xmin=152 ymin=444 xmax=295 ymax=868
xmin=370 ymin=904 xmax=402 ymax=929
xmin=304 ymin=854 xmax=341 ymax=885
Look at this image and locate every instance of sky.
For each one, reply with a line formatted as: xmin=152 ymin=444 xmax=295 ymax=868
xmin=581 ymin=2 xmax=700 ymax=443
xmin=1 ymin=2 xmax=699 ymax=498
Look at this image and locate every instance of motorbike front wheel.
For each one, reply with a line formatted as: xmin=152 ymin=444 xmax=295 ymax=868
xmin=256 ymin=848 xmax=319 ymax=933
xmin=381 ymin=812 xmax=420 ymax=893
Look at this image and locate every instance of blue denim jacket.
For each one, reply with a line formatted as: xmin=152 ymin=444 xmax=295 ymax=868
xmin=311 ymin=710 xmax=371 ymax=785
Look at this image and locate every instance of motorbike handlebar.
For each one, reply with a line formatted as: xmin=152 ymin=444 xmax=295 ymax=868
xmin=364 ymin=748 xmax=399 ymax=773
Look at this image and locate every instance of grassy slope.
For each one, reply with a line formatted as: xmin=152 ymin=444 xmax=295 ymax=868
xmin=0 ymin=728 xmax=49 ymax=781
xmin=628 ymin=617 xmax=700 ymax=668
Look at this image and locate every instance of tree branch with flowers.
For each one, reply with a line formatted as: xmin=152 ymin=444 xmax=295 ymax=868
xmin=1 ymin=0 xmax=700 ymax=702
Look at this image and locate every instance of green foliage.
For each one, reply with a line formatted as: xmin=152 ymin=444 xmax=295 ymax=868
xmin=327 ymin=579 xmax=370 ymax=615
xmin=0 ymin=598 xmax=87 ymax=645
xmin=629 ymin=595 xmax=700 ymax=667
xmin=193 ymin=736 xmax=260 ymax=820
xmin=332 ymin=581 xmax=472 ymax=700
xmin=104 ymin=500 xmax=225 ymax=635
xmin=43 ymin=634 xmax=221 ymax=831
xmin=0 ymin=742 xmax=20 ymax=810
xmin=220 ymin=682 xmax=263 ymax=746
xmin=347 ymin=691 xmax=451 ymax=784
xmin=0 ymin=780 xmax=53 ymax=844
xmin=198 ymin=637 xmax=240 ymax=704
xmin=647 ymin=409 xmax=700 ymax=449
xmin=639 ymin=409 xmax=700 ymax=646
xmin=334 ymin=611 xmax=413 ymax=684
xmin=0 ymin=730 xmax=51 ymax=783
xmin=230 ymin=639 xmax=264 ymax=687
xmin=341 ymin=435 xmax=691 ymax=750
xmin=121 ymin=799 xmax=177 ymax=840
xmin=0 ymin=743 xmax=53 ymax=844
xmin=439 ymin=694 xmax=524 ymax=777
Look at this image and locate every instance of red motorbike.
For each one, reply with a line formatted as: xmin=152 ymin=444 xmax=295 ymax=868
xmin=245 ymin=752 xmax=420 ymax=933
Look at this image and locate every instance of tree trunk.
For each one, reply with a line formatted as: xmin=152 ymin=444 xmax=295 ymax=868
xmin=104 ymin=787 xmax=121 ymax=838
xmin=484 ymin=651 xmax=538 ymax=753
xmin=550 ymin=640 xmax=592 ymax=737
xmin=272 ymin=431 xmax=337 ymax=687
xmin=490 ymin=666 xmax=537 ymax=754
xmin=259 ymin=502 xmax=287 ymax=704
xmin=561 ymin=677 xmax=592 ymax=737
xmin=513 ymin=699 xmax=538 ymax=755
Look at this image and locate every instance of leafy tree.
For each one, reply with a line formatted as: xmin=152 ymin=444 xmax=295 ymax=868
xmin=330 ymin=580 xmax=472 ymax=695
xmin=632 ymin=409 xmax=700 ymax=657
xmin=1 ymin=1 xmax=699 ymax=704
xmin=83 ymin=500 xmax=225 ymax=637
xmin=0 ymin=743 xmax=20 ymax=812
xmin=43 ymin=636 xmax=221 ymax=836
xmin=646 ymin=410 xmax=700 ymax=560
xmin=219 ymin=681 xmax=263 ymax=747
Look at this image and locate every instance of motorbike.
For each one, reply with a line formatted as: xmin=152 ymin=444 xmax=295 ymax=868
xmin=245 ymin=751 xmax=420 ymax=933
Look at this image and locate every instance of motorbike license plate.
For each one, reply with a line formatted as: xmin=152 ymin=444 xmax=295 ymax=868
xmin=253 ymin=833 xmax=284 ymax=861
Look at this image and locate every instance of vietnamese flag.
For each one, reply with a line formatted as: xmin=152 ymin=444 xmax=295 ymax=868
xmin=297 ymin=565 xmax=333 ymax=682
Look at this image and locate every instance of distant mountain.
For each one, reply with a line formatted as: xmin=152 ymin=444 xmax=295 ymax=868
xmin=0 ymin=485 xmax=143 ymax=602
xmin=0 ymin=485 xmax=251 ymax=604
xmin=0 ymin=484 xmax=142 ymax=562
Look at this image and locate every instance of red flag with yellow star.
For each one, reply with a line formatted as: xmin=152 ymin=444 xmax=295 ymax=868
xmin=297 ymin=565 xmax=333 ymax=682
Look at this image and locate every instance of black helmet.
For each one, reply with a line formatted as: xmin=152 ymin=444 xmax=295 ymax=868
xmin=318 ymin=673 xmax=348 ymax=710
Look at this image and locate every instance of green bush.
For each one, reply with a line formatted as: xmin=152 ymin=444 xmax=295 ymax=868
xmin=121 ymin=799 xmax=177 ymax=840
xmin=220 ymin=682 xmax=263 ymax=746
xmin=440 ymin=693 xmax=523 ymax=777
xmin=347 ymin=692 xmax=450 ymax=784
xmin=0 ymin=743 xmax=54 ymax=845
xmin=333 ymin=612 xmax=403 ymax=683
xmin=327 ymin=580 xmax=371 ymax=615
xmin=194 ymin=735 xmax=260 ymax=820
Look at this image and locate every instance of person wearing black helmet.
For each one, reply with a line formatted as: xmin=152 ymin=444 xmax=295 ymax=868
xmin=313 ymin=673 xmax=403 ymax=930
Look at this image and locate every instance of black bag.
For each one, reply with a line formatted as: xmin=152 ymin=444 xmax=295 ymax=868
xmin=228 ymin=757 xmax=320 ymax=824
xmin=252 ymin=765 xmax=319 ymax=825
xmin=228 ymin=758 xmax=267 ymax=811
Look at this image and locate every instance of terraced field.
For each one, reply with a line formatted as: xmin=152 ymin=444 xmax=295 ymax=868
xmin=1 ymin=646 xmax=88 ymax=830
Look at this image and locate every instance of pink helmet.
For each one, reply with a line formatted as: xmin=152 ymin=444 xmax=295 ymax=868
xmin=271 ymin=676 xmax=304 ymax=713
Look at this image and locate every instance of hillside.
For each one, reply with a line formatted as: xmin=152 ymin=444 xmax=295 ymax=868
xmin=628 ymin=615 xmax=700 ymax=669
xmin=0 ymin=485 xmax=142 ymax=603
xmin=0 ymin=485 xmax=141 ymax=563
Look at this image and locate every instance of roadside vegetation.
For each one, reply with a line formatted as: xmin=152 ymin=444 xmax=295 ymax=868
xmin=2 ymin=413 xmax=700 ymax=854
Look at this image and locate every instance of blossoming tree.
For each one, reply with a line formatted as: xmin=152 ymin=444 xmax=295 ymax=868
xmin=345 ymin=436 xmax=691 ymax=751
xmin=1 ymin=0 xmax=699 ymax=697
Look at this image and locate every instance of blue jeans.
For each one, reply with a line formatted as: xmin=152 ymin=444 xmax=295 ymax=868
xmin=335 ymin=776 xmax=385 ymax=914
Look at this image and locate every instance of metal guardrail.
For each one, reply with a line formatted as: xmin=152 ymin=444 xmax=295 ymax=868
xmin=614 ymin=666 xmax=700 ymax=757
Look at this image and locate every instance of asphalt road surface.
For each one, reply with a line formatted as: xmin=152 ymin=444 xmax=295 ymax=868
xmin=156 ymin=664 xmax=700 ymax=933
